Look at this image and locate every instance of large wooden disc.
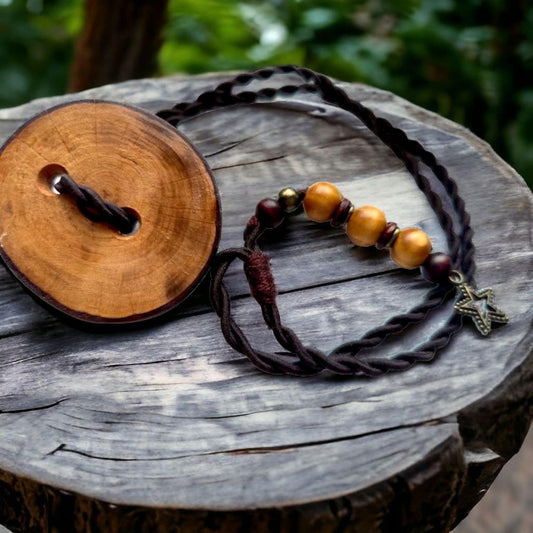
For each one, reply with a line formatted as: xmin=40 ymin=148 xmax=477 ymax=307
xmin=0 ymin=101 xmax=220 ymax=323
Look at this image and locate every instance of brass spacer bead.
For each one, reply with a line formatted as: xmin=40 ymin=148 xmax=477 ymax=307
xmin=278 ymin=187 xmax=302 ymax=213
xmin=384 ymin=227 xmax=401 ymax=249
xmin=346 ymin=204 xmax=355 ymax=222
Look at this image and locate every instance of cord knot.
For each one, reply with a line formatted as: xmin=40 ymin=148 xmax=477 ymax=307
xmin=244 ymin=249 xmax=278 ymax=305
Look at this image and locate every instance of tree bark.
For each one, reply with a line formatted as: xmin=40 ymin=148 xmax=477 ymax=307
xmin=68 ymin=0 xmax=168 ymax=92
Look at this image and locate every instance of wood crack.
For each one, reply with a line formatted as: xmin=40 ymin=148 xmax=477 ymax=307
xmin=203 ymin=136 xmax=256 ymax=158
xmin=227 ymin=419 xmax=446 ymax=455
xmin=102 ymin=356 xmax=188 ymax=368
xmin=46 ymin=418 xmax=450 ymax=462
xmin=0 ymin=398 xmax=66 ymax=414
xmin=212 ymin=154 xmax=286 ymax=171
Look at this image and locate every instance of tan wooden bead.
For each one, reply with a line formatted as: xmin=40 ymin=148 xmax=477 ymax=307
xmin=303 ymin=182 xmax=343 ymax=223
xmin=346 ymin=205 xmax=387 ymax=247
xmin=391 ymin=228 xmax=433 ymax=269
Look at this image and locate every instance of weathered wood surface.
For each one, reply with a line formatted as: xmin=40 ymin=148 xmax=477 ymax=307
xmin=0 ymin=72 xmax=531 ymax=533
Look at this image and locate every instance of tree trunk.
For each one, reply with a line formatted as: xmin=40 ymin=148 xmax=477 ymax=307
xmin=68 ymin=0 xmax=168 ymax=92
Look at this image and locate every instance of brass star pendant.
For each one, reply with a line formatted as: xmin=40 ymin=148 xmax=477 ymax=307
xmin=452 ymin=276 xmax=509 ymax=335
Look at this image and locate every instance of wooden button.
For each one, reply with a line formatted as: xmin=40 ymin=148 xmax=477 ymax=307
xmin=0 ymin=101 xmax=220 ymax=323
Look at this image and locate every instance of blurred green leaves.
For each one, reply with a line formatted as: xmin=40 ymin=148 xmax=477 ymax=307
xmin=0 ymin=0 xmax=531 ymax=184
xmin=159 ymin=0 xmax=532 ymax=184
xmin=0 ymin=0 xmax=80 ymax=107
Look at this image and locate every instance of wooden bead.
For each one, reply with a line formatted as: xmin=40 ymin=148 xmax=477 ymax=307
xmin=376 ymin=222 xmax=398 ymax=249
xmin=346 ymin=205 xmax=387 ymax=247
xmin=330 ymin=199 xmax=354 ymax=228
xmin=420 ymin=252 xmax=452 ymax=284
xmin=256 ymin=198 xmax=284 ymax=228
xmin=391 ymin=228 xmax=432 ymax=269
xmin=303 ymin=182 xmax=343 ymax=223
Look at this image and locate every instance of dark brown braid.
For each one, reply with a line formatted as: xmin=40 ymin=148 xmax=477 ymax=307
xmin=53 ymin=173 xmax=137 ymax=235
xmin=157 ymin=66 xmax=476 ymax=376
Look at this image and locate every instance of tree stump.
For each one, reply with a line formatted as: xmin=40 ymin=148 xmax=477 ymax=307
xmin=0 ymin=73 xmax=531 ymax=533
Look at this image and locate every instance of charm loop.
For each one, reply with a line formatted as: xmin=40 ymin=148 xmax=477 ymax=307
xmin=449 ymin=270 xmax=466 ymax=286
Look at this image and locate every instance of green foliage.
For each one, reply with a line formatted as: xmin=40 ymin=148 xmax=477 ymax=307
xmin=161 ymin=0 xmax=532 ymax=186
xmin=0 ymin=0 xmax=80 ymax=107
xmin=0 ymin=0 xmax=531 ymax=185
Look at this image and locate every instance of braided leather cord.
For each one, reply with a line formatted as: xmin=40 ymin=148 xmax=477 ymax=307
xmin=157 ymin=66 xmax=476 ymax=376
xmin=54 ymin=173 xmax=136 ymax=235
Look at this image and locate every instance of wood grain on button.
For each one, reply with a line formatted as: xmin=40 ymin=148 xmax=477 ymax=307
xmin=0 ymin=101 xmax=220 ymax=323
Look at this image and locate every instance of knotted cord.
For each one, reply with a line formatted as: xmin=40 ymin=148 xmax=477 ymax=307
xmin=157 ymin=66 xmax=476 ymax=376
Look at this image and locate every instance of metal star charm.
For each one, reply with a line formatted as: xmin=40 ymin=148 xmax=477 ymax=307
xmin=453 ymin=281 xmax=509 ymax=336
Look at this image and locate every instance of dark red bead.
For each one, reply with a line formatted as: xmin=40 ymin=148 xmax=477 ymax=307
xmin=376 ymin=222 xmax=398 ymax=249
xmin=330 ymin=198 xmax=353 ymax=228
xmin=420 ymin=252 xmax=452 ymax=284
xmin=255 ymin=198 xmax=285 ymax=229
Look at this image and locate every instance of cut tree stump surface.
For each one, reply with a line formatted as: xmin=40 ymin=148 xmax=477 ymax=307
xmin=0 ymin=72 xmax=531 ymax=533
